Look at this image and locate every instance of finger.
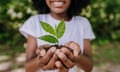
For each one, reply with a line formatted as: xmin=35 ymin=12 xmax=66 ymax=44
xmin=69 ymin=42 xmax=81 ymax=57
xmin=64 ymin=41 xmax=73 ymax=47
xmin=55 ymin=61 xmax=68 ymax=72
xmin=37 ymin=49 xmax=46 ymax=59
xmin=41 ymin=47 xmax=56 ymax=64
xmin=36 ymin=48 xmax=47 ymax=59
xmin=40 ymin=49 xmax=46 ymax=57
xmin=36 ymin=44 xmax=51 ymax=55
xmin=42 ymin=54 xmax=57 ymax=70
xmin=36 ymin=48 xmax=41 ymax=55
xmin=65 ymin=41 xmax=81 ymax=57
xmin=61 ymin=45 xmax=73 ymax=53
xmin=64 ymin=42 xmax=74 ymax=52
xmin=61 ymin=47 xmax=75 ymax=61
xmin=56 ymin=50 xmax=74 ymax=68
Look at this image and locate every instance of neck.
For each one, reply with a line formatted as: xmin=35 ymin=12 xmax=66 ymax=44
xmin=50 ymin=13 xmax=71 ymax=21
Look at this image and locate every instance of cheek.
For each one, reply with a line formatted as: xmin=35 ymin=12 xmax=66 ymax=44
xmin=64 ymin=0 xmax=71 ymax=10
xmin=45 ymin=0 xmax=50 ymax=8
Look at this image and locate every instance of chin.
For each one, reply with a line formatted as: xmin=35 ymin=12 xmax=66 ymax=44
xmin=54 ymin=12 xmax=65 ymax=14
xmin=52 ymin=9 xmax=66 ymax=14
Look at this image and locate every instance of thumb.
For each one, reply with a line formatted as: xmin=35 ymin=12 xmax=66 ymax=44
xmin=69 ymin=42 xmax=81 ymax=57
xmin=36 ymin=48 xmax=41 ymax=55
xmin=55 ymin=61 xmax=68 ymax=72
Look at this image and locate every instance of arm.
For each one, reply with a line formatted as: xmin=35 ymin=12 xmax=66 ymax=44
xmin=25 ymin=35 xmax=40 ymax=72
xmin=64 ymin=40 xmax=93 ymax=72
xmin=75 ymin=39 xmax=93 ymax=72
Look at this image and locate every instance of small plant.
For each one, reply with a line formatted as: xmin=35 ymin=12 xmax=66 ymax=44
xmin=39 ymin=20 xmax=65 ymax=45
xmin=38 ymin=20 xmax=73 ymax=57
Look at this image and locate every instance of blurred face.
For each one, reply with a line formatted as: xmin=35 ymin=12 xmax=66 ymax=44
xmin=46 ymin=0 xmax=71 ymax=14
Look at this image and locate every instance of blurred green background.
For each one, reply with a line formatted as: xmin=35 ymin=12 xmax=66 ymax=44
xmin=0 ymin=0 xmax=120 ymax=72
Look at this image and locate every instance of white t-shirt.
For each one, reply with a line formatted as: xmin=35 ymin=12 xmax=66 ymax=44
xmin=19 ymin=14 xmax=95 ymax=72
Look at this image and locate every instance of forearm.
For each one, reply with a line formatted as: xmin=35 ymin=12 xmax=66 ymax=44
xmin=75 ymin=55 xmax=93 ymax=72
xmin=25 ymin=57 xmax=41 ymax=72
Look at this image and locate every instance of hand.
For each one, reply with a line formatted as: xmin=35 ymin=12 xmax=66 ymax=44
xmin=55 ymin=48 xmax=75 ymax=70
xmin=36 ymin=45 xmax=57 ymax=70
xmin=39 ymin=45 xmax=75 ymax=71
xmin=64 ymin=41 xmax=81 ymax=57
xmin=42 ymin=51 xmax=57 ymax=70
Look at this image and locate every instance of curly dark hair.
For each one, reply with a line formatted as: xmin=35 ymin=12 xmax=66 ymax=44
xmin=32 ymin=0 xmax=90 ymax=17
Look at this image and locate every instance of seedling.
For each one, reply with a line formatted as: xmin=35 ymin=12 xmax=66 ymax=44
xmin=39 ymin=20 xmax=65 ymax=46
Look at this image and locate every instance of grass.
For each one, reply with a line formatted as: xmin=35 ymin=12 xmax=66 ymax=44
xmin=0 ymin=44 xmax=25 ymax=61
xmin=93 ymin=41 xmax=120 ymax=65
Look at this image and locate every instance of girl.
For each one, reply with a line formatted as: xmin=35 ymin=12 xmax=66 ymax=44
xmin=19 ymin=0 xmax=95 ymax=72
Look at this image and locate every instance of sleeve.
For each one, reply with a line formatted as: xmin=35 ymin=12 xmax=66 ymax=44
xmin=19 ymin=16 xmax=37 ymax=38
xmin=83 ymin=18 xmax=96 ymax=40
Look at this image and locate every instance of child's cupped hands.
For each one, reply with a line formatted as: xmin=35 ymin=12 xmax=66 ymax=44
xmin=35 ymin=41 xmax=81 ymax=72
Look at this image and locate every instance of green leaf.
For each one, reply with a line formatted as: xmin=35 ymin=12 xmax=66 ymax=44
xmin=56 ymin=20 xmax=65 ymax=38
xmin=39 ymin=35 xmax=58 ymax=43
xmin=40 ymin=21 xmax=56 ymax=35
